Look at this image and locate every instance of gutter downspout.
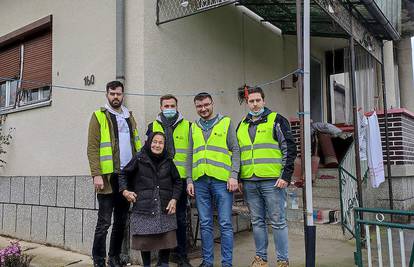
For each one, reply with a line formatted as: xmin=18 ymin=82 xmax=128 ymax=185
xmin=116 ymin=0 xmax=125 ymax=83
xmin=360 ymin=0 xmax=400 ymax=41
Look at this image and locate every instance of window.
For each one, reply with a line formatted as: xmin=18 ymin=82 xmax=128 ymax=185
xmin=0 ymin=15 xmax=52 ymax=113
xmin=0 ymin=80 xmax=18 ymax=109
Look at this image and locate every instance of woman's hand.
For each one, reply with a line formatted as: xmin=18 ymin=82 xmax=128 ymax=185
xmin=122 ymin=190 xmax=137 ymax=202
xmin=166 ymin=199 xmax=177 ymax=214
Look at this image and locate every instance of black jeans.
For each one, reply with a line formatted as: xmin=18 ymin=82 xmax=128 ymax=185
xmin=175 ymin=180 xmax=188 ymax=259
xmin=92 ymin=174 xmax=130 ymax=260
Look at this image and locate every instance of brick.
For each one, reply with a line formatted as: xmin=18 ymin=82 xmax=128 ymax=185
xmin=40 ymin=176 xmax=57 ymax=206
xmin=0 ymin=177 xmax=10 ymax=202
xmin=46 ymin=207 xmax=65 ymax=246
xmin=31 ymin=206 xmax=47 ymax=243
xmin=57 ymin=177 xmax=75 ymax=208
xmin=75 ymin=176 xmax=95 ymax=209
xmin=10 ymin=177 xmax=24 ymax=203
xmin=3 ymin=204 xmax=16 ymax=234
xmin=16 ymin=205 xmax=31 ymax=240
xmin=82 ymin=209 xmax=98 ymax=253
xmin=64 ymin=209 xmax=83 ymax=249
xmin=24 ymin=176 xmax=40 ymax=205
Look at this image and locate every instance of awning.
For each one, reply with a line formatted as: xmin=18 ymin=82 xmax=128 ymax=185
xmin=156 ymin=0 xmax=402 ymax=63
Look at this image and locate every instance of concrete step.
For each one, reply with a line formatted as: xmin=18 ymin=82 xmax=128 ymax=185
xmin=288 ymin=220 xmax=353 ymax=241
xmin=313 ymin=176 xmax=340 ymax=188
xmin=295 ymin=196 xmax=340 ymax=210
xmin=294 ymin=185 xmax=340 ymax=198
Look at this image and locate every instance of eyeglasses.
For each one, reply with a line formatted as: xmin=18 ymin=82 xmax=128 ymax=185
xmin=195 ymin=102 xmax=212 ymax=109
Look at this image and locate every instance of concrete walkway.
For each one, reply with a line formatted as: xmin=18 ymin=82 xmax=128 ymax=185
xmin=1 ymin=231 xmax=356 ymax=267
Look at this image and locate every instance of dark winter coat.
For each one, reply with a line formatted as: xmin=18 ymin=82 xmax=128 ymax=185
xmin=118 ymin=150 xmax=182 ymax=215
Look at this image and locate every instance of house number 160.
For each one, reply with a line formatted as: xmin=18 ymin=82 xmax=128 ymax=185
xmin=84 ymin=75 xmax=95 ymax=86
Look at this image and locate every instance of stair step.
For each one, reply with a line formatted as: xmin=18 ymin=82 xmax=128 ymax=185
xmin=313 ymin=176 xmax=340 ymax=188
xmin=317 ymin=168 xmax=339 ymax=178
xmin=294 ymin=196 xmax=340 ymax=210
xmin=294 ymin=186 xmax=340 ymax=198
xmin=288 ymin=220 xmax=353 ymax=240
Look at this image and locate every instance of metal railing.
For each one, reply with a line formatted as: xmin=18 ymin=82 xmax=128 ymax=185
xmin=354 ymin=207 xmax=414 ymax=267
xmin=339 ymin=141 xmax=369 ymax=236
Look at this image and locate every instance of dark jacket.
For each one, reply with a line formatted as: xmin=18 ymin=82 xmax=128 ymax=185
xmin=118 ymin=150 xmax=182 ymax=215
xmin=237 ymin=107 xmax=297 ymax=183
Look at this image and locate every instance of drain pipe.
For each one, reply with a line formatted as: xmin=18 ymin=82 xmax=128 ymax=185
xmin=116 ymin=0 xmax=125 ymax=83
xmin=360 ymin=0 xmax=400 ymax=41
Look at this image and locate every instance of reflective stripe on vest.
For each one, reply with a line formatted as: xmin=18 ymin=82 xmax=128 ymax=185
xmin=94 ymin=110 xmax=142 ymax=174
xmin=237 ymin=112 xmax=283 ymax=179
xmin=192 ymin=117 xmax=232 ymax=182
xmin=152 ymin=119 xmax=190 ymax=179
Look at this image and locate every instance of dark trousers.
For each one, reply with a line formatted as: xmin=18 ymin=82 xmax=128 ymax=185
xmin=92 ymin=174 xmax=130 ymax=260
xmin=175 ymin=180 xmax=188 ymax=259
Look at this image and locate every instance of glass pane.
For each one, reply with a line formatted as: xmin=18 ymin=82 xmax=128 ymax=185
xmin=40 ymin=86 xmax=51 ymax=100
xmin=8 ymin=81 xmax=17 ymax=107
xmin=0 ymin=83 xmax=6 ymax=108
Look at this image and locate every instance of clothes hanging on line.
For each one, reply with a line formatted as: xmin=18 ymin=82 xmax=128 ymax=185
xmin=366 ymin=111 xmax=385 ymax=188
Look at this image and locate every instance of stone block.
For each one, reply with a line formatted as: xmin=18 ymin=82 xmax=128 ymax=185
xmin=16 ymin=205 xmax=31 ymax=240
xmin=31 ymin=206 xmax=47 ymax=243
xmin=0 ymin=204 xmax=3 ymax=234
xmin=24 ymin=176 xmax=40 ymax=205
xmin=57 ymin=177 xmax=75 ymax=208
xmin=46 ymin=207 xmax=65 ymax=246
xmin=10 ymin=177 xmax=24 ymax=203
xmin=0 ymin=177 xmax=10 ymax=202
xmin=82 ymin=209 xmax=98 ymax=253
xmin=3 ymin=204 xmax=16 ymax=235
xmin=40 ymin=177 xmax=57 ymax=206
xmin=75 ymin=176 xmax=95 ymax=209
xmin=64 ymin=209 xmax=83 ymax=250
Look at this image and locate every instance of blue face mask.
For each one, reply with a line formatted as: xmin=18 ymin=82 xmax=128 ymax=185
xmin=162 ymin=109 xmax=177 ymax=118
xmin=249 ymin=108 xmax=265 ymax=117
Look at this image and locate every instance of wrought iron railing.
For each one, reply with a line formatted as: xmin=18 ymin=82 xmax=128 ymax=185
xmin=354 ymin=207 xmax=414 ymax=267
xmin=339 ymin=141 xmax=369 ymax=237
xmin=156 ymin=0 xmax=237 ymax=25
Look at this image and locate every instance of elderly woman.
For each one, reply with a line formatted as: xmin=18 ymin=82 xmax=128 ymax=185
xmin=119 ymin=132 xmax=182 ymax=267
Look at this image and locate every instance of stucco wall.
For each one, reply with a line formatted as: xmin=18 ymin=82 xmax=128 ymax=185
xmin=0 ymin=1 xmax=328 ymax=176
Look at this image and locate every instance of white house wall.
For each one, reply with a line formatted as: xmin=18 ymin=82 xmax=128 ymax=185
xmin=0 ymin=1 xmax=328 ymax=176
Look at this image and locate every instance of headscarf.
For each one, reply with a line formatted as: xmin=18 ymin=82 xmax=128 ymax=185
xmin=144 ymin=132 xmax=168 ymax=164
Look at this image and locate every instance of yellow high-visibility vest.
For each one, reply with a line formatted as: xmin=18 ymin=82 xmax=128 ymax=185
xmin=192 ymin=117 xmax=232 ymax=181
xmin=94 ymin=110 xmax=141 ymax=174
xmin=152 ymin=119 xmax=190 ymax=179
xmin=237 ymin=112 xmax=282 ymax=179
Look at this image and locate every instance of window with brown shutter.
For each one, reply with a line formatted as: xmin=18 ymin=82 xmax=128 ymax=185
xmin=0 ymin=15 xmax=52 ymax=112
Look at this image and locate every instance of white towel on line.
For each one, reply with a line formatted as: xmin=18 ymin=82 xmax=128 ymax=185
xmin=366 ymin=111 xmax=385 ymax=188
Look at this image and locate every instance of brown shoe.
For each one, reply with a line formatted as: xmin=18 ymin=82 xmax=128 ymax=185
xmin=251 ymin=256 xmax=268 ymax=267
xmin=277 ymin=260 xmax=289 ymax=267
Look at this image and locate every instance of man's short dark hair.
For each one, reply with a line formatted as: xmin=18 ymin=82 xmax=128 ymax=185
xmin=160 ymin=94 xmax=178 ymax=106
xmin=247 ymin=86 xmax=265 ymax=99
xmin=106 ymin=80 xmax=124 ymax=93
xmin=194 ymin=92 xmax=213 ymax=103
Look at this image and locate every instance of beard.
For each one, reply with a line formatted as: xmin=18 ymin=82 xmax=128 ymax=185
xmin=109 ymin=99 xmax=122 ymax=109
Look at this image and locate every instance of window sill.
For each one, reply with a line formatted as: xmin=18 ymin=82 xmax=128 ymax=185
xmin=0 ymin=100 xmax=52 ymax=115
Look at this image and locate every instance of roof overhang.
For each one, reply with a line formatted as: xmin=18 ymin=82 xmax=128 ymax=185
xmin=156 ymin=0 xmax=403 ymax=63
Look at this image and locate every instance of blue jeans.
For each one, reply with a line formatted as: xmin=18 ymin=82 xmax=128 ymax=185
xmin=243 ymin=180 xmax=288 ymax=262
xmin=194 ymin=176 xmax=233 ymax=267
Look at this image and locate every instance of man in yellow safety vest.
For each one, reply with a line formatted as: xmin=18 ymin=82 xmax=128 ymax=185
xmin=146 ymin=94 xmax=192 ymax=267
xmin=237 ymin=87 xmax=296 ymax=267
xmin=186 ymin=92 xmax=240 ymax=267
xmin=87 ymin=80 xmax=142 ymax=267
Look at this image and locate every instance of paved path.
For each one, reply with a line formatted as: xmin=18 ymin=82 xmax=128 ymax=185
xmin=1 ymin=231 xmax=356 ymax=267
